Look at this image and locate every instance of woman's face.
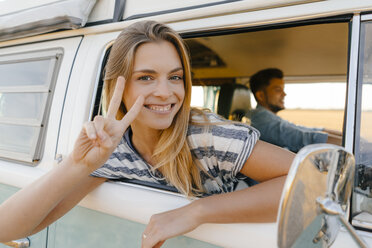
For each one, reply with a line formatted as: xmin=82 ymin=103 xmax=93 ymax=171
xmin=123 ymin=40 xmax=185 ymax=131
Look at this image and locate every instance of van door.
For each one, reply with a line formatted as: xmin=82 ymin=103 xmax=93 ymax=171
xmin=0 ymin=36 xmax=82 ymax=247
xmin=46 ymin=31 xmax=221 ymax=248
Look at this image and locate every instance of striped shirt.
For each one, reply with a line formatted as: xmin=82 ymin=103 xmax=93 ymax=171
xmin=91 ymin=112 xmax=260 ymax=195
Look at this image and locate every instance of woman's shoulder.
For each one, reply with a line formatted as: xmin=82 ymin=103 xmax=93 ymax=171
xmin=188 ymin=109 xmax=260 ymax=139
xmin=189 ymin=109 xmax=224 ymax=123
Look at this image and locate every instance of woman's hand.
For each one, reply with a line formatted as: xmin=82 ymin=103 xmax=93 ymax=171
xmin=71 ymin=76 xmax=144 ymax=171
xmin=141 ymin=203 xmax=202 ymax=248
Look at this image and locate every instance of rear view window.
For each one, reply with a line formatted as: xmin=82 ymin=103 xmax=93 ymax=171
xmin=0 ymin=49 xmax=62 ymax=163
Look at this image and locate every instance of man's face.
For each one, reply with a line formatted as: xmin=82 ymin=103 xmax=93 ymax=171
xmin=260 ymin=78 xmax=286 ymax=113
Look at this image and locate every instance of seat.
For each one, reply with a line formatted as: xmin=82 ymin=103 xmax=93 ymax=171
xmin=217 ymin=83 xmax=252 ymax=122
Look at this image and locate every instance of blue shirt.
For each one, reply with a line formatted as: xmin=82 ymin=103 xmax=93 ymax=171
xmin=247 ymin=104 xmax=328 ymax=152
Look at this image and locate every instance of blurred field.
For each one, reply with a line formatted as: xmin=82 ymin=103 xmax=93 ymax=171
xmin=278 ymin=109 xmax=372 ymax=141
xmin=278 ymin=109 xmax=344 ymax=130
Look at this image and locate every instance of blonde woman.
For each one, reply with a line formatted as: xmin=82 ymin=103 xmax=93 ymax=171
xmin=0 ymin=21 xmax=294 ymax=248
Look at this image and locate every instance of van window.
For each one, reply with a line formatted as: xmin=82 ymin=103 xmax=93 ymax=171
xmin=0 ymin=49 xmax=62 ymax=163
xmin=93 ymin=21 xmax=348 ymax=192
xmin=352 ymin=20 xmax=372 ymax=230
xmin=185 ymin=22 xmax=348 ymax=129
xmin=277 ymin=82 xmax=346 ymax=131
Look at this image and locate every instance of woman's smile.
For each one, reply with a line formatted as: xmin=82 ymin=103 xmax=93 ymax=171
xmin=144 ymin=103 xmax=176 ymax=114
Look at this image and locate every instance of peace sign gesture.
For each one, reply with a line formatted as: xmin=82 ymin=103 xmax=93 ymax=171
xmin=71 ymin=76 xmax=144 ymax=171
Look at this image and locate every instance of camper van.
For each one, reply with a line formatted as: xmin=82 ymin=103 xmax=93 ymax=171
xmin=0 ymin=0 xmax=372 ymax=247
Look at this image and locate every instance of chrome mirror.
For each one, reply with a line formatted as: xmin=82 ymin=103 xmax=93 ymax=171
xmin=277 ymin=144 xmax=368 ymax=248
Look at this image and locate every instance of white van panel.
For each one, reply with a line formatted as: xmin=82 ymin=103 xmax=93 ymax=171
xmin=0 ymin=37 xmax=82 ymax=168
xmin=122 ymin=0 xmax=314 ymax=20
xmin=56 ymin=32 xmax=119 ymax=155
xmin=166 ymin=0 xmax=371 ymax=33
xmin=88 ymin=0 xmax=116 ymax=22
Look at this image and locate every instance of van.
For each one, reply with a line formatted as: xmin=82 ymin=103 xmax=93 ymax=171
xmin=0 ymin=0 xmax=371 ymax=247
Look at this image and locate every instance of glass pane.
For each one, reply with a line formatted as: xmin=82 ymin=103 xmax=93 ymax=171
xmin=0 ymin=123 xmax=39 ymax=154
xmin=278 ymin=83 xmax=346 ymax=131
xmin=0 ymin=59 xmax=52 ymax=87
xmin=0 ymin=92 xmax=48 ymax=121
xmin=352 ymin=21 xmax=372 ymax=229
xmin=190 ymin=86 xmax=220 ymax=112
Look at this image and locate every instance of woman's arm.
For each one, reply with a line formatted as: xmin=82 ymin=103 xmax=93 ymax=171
xmin=0 ymin=77 xmax=143 ymax=242
xmin=31 ymin=173 xmax=107 ymax=235
xmin=0 ymin=160 xmax=105 ymax=242
xmin=141 ymin=141 xmax=295 ymax=248
xmin=239 ymin=140 xmax=294 ymax=182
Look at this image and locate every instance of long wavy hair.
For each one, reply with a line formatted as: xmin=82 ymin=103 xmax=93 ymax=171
xmin=103 ymin=21 xmax=204 ymax=197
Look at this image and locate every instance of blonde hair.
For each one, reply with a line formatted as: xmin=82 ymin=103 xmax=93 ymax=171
xmin=104 ymin=21 xmax=204 ymax=197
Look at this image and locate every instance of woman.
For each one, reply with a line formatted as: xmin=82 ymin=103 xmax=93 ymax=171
xmin=0 ymin=21 xmax=294 ymax=248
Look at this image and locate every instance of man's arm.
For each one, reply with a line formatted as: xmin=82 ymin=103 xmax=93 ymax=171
xmin=323 ymin=128 xmax=343 ymax=137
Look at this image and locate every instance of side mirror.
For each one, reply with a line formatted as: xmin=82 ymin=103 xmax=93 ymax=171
xmin=277 ymin=144 xmax=368 ymax=248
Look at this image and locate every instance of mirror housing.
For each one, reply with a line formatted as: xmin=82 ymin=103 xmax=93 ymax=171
xmin=277 ymin=144 xmax=367 ymax=248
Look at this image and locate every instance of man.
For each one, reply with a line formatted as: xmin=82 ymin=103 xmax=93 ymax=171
xmin=247 ymin=68 xmax=342 ymax=153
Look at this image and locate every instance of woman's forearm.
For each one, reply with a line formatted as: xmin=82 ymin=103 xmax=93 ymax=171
xmin=141 ymin=176 xmax=287 ymax=248
xmin=192 ymin=176 xmax=286 ymax=224
xmin=0 ymin=156 xmax=92 ymax=242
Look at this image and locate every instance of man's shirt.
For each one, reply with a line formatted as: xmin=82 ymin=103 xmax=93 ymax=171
xmin=247 ymin=104 xmax=328 ymax=152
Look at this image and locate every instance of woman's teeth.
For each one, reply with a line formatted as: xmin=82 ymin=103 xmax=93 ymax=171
xmin=146 ymin=104 xmax=172 ymax=112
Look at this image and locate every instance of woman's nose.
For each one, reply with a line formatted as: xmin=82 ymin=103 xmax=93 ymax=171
xmin=153 ymin=79 xmax=172 ymax=99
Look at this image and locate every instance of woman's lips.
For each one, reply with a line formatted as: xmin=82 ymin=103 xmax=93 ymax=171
xmin=144 ymin=104 xmax=175 ymax=113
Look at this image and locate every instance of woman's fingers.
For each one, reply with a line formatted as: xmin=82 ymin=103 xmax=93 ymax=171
xmin=93 ymin=116 xmax=106 ymax=141
xmin=93 ymin=116 xmax=113 ymax=148
xmin=107 ymin=76 xmax=126 ymax=119
xmin=82 ymin=116 xmax=114 ymax=148
xmin=141 ymin=231 xmax=163 ymax=248
xmin=120 ymin=95 xmax=144 ymax=128
xmin=153 ymin=241 xmax=165 ymax=248
xmin=141 ymin=206 xmax=201 ymax=248
xmin=83 ymin=122 xmax=97 ymax=140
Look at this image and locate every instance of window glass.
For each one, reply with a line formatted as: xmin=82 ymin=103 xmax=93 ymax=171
xmin=0 ymin=59 xmax=52 ymax=87
xmin=278 ymin=82 xmax=346 ymax=131
xmin=190 ymin=86 xmax=220 ymax=112
xmin=0 ymin=50 xmax=61 ymax=163
xmin=0 ymin=93 xmax=48 ymax=121
xmin=352 ymin=21 xmax=372 ymax=230
xmin=0 ymin=124 xmax=38 ymax=154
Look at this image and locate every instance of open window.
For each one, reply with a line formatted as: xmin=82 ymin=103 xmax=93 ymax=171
xmin=91 ymin=19 xmax=350 ymax=193
xmin=0 ymin=49 xmax=62 ymax=163
xmin=187 ymin=21 xmax=349 ymax=145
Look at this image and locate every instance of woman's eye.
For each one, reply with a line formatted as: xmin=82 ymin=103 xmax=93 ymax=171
xmin=138 ymin=75 xmax=152 ymax=81
xmin=169 ymin=75 xmax=183 ymax=81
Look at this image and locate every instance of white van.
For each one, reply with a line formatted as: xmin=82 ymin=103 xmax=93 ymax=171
xmin=0 ymin=0 xmax=372 ymax=247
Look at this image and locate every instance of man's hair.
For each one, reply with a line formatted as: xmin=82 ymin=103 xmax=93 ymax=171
xmin=249 ymin=68 xmax=283 ymax=99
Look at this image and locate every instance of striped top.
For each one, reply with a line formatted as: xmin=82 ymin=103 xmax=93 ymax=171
xmin=91 ymin=112 xmax=260 ymax=196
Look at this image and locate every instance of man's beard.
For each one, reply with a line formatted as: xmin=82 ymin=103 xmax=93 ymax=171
xmin=268 ymin=103 xmax=284 ymax=113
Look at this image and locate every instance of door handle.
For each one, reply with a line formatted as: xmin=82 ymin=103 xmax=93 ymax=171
xmin=3 ymin=238 xmax=30 ymax=248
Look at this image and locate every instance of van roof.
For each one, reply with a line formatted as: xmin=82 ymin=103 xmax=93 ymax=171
xmin=2 ymin=0 xmax=370 ymax=44
xmin=0 ymin=0 xmax=372 ymax=47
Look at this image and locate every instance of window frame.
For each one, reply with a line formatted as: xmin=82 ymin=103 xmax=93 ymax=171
xmin=351 ymin=14 xmax=372 ymax=232
xmin=0 ymin=48 xmax=63 ymax=163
